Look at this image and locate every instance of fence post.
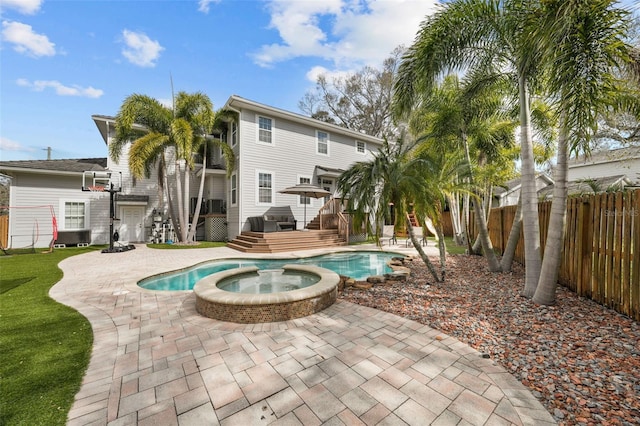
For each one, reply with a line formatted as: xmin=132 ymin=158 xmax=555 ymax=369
xmin=577 ymin=198 xmax=592 ymax=297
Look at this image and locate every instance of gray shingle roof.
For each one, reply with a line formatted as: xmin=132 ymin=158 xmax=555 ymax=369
xmin=0 ymin=158 xmax=107 ymax=173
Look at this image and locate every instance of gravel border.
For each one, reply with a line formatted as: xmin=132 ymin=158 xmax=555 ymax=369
xmin=340 ymin=254 xmax=640 ymax=425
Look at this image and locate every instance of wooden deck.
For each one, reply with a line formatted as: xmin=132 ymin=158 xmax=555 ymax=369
xmin=227 ymin=229 xmax=346 ymax=253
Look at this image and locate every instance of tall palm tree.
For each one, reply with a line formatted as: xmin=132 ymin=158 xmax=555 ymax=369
xmin=531 ymin=0 xmax=635 ymax=305
xmin=394 ymin=0 xmax=546 ymax=295
xmin=110 ymin=91 xmax=235 ymax=243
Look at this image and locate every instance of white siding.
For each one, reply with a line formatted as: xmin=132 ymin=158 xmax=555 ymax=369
xmin=6 ymin=172 xmax=110 ymax=248
xmin=227 ymin=108 xmax=381 ymax=239
xmin=568 ymin=158 xmax=640 ymax=181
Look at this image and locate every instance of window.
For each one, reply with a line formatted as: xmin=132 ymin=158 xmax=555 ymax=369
xmin=231 ymin=122 xmax=237 ymax=147
xmin=299 ymin=176 xmax=311 ymax=206
xmin=65 ymin=201 xmax=86 ymax=229
xmin=356 ymin=140 xmax=366 ymax=154
xmin=230 ymin=173 xmax=237 ymax=206
xmin=317 ymin=131 xmax=329 ymax=155
xmin=257 ymin=171 xmax=273 ymax=204
xmin=258 ymin=116 xmax=273 ymax=144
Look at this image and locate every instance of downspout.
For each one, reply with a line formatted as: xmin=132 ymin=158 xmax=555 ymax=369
xmin=226 ymin=104 xmax=242 ymax=239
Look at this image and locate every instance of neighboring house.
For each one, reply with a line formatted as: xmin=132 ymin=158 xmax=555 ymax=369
xmin=492 ymin=173 xmax=554 ymax=207
xmin=565 ymin=145 xmax=640 ymax=188
xmin=0 ymin=158 xmax=110 ymax=248
xmin=0 ymin=96 xmax=383 ymax=248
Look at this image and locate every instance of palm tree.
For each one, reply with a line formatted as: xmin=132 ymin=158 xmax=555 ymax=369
xmin=405 ymin=73 xmax=517 ymax=272
xmin=110 ymin=91 xmax=235 ymax=243
xmin=394 ymin=0 xmax=546 ymax=295
xmin=531 ymin=0 xmax=635 ymax=305
xmin=337 ymin=138 xmax=445 ymax=282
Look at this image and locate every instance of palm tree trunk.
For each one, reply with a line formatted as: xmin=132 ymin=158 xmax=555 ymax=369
xmin=533 ymin=118 xmax=569 ymax=305
xmin=500 ymin=194 xmax=522 ymax=272
xmin=407 ymin=219 xmax=442 ymax=283
xmin=175 ymin=160 xmax=186 ymax=242
xmin=447 ymin=193 xmax=464 ymax=246
xmin=187 ymin=156 xmax=207 ymax=243
xmin=518 ymin=74 xmax=542 ymax=297
xmin=435 ymin=218 xmax=447 ymax=282
xmin=471 ymin=194 xmax=502 ymax=272
xmin=182 ymin=165 xmax=190 ymax=242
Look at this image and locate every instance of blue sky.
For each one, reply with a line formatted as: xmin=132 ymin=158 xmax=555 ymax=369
xmin=1 ymin=0 xmax=638 ymax=162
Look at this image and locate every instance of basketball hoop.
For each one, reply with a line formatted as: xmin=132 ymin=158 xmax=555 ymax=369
xmin=87 ymin=185 xmax=105 ymax=192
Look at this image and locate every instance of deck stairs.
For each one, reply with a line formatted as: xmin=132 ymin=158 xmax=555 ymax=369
xmin=227 ymin=229 xmax=346 ymax=253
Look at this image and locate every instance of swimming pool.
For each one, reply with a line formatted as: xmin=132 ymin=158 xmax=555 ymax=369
xmin=138 ymin=251 xmax=400 ymax=291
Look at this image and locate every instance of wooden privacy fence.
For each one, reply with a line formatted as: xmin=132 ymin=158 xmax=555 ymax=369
xmin=468 ymin=190 xmax=639 ymax=321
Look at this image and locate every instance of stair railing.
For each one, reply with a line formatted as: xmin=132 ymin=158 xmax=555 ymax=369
xmin=316 ymin=197 xmax=350 ymax=242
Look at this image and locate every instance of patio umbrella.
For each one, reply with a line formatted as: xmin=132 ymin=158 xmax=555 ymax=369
xmin=278 ymin=183 xmax=331 ymax=229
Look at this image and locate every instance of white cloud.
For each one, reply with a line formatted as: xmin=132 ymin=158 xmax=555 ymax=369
xmin=121 ymin=29 xmax=164 ymax=67
xmin=0 ymin=0 xmax=42 ymax=15
xmin=16 ymin=79 xmax=104 ymax=98
xmin=1 ymin=20 xmax=55 ymax=57
xmin=198 ymin=0 xmax=220 ymax=14
xmin=253 ymin=0 xmax=439 ymax=69
xmin=0 ymin=136 xmax=34 ymax=153
xmin=305 ymin=65 xmax=354 ymax=83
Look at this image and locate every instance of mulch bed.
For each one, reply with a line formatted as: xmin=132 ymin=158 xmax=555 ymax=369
xmin=339 ymin=254 xmax=640 ymax=426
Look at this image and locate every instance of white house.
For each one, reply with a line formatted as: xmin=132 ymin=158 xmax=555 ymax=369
xmin=566 ymin=145 xmax=640 ymax=186
xmin=0 ymin=96 xmax=383 ymax=248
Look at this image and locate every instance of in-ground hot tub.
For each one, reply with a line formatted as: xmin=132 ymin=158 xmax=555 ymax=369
xmin=194 ymin=264 xmax=340 ymax=323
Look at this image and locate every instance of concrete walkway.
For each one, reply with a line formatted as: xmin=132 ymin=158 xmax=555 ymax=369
xmin=50 ymin=244 xmax=556 ymax=425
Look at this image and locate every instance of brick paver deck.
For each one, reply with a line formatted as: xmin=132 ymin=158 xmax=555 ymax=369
xmin=50 ymin=244 xmax=556 ymax=425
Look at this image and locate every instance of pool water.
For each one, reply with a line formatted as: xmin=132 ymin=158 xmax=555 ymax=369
xmin=139 ymin=251 xmax=398 ymax=291
xmin=216 ymin=269 xmax=321 ymax=294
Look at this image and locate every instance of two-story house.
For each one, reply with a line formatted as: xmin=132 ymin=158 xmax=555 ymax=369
xmin=0 ymin=96 xmax=383 ymax=249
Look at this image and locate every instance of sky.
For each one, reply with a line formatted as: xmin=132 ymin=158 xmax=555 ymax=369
xmin=0 ymin=0 xmax=442 ymax=161
xmin=1 ymin=0 xmax=638 ymax=162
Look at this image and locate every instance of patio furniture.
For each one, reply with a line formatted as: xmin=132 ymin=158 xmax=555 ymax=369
xmin=263 ymin=206 xmax=297 ymax=231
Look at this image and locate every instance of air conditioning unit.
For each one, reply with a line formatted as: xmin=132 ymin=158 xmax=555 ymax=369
xmin=190 ymin=198 xmax=206 ymax=215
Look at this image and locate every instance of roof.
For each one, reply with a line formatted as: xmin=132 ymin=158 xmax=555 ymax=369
xmin=0 ymin=158 xmax=107 ymax=175
xmin=568 ymin=146 xmax=640 ymax=168
xmin=223 ymin=95 xmax=384 ymax=146
xmin=493 ymin=173 xmax=554 ymax=198
xmin=316 ymin=165 xmax=345 ymax=178
xmin=538 ymin=175 xmax=632 ymax=199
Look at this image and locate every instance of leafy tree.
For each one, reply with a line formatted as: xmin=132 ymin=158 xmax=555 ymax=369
xmin=394 ymin=0 xmax=546 ymax=294
xmin=532 ymin=0 xmax=636 ymax=305
xmin=299 ymin=47 xmax=404 ymax=139
xmin=110 ymin=92 xmax=235 ymax=243
xmin=405 ymin=73 xmax=517 ymax=272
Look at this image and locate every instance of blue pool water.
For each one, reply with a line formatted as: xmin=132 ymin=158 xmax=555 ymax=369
xmin=139 ymin=251 xmax=399 ymax=291
xmin=217 ymin=270 xmax=321 ymax=294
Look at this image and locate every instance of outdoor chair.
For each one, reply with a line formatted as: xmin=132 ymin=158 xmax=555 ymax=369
xmin=381 ymin=225 xmax=397 ymax=245
xmin=405 ymin=225 xmax=427 ymax=247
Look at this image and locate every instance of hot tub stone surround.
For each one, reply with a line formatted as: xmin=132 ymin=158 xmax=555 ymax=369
xmin=194 ymin=264 xmax=340 ymax=323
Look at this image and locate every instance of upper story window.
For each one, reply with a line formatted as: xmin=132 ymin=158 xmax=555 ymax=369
xmin=257 ymin=171 xmax=274 ymax=205
xmin=231 ymin=122 xmax=238 ymax=147
xmin=64 ymin=201 xmax=86 ymax=229
xmin=356 ymin=140 xmax=366 ymax=154
xmin=317 ymin=130 xmax=329 ymax=155
xmin=258 ymin=116 xmax=273 ymax=144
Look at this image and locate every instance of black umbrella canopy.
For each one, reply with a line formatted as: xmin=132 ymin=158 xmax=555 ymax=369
xmin=278 ymin=184 xmax=331 ymax=229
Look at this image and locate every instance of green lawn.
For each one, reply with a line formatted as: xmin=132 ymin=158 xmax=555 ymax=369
xmin=0 ymin=247 xmax=99 ymax=425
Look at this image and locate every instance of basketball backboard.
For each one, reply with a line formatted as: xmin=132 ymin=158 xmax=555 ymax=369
xmin=82 ymin=171 xmax=122 ymax=192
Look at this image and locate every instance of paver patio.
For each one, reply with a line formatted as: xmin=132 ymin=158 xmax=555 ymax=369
xmin=50 ymin=244 xmax=556 ymax=425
